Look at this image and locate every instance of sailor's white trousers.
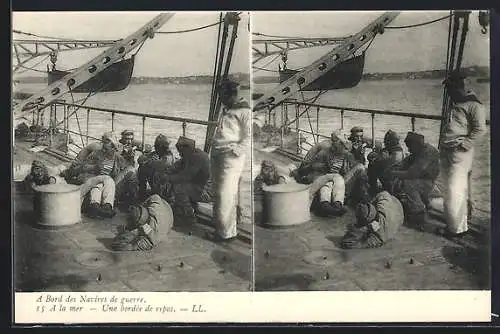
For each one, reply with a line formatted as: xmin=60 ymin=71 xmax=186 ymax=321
xmin=441 ymin=147 xmax=474 ymax=234
xmin=211 ymin=151 xmax=246 ymax=239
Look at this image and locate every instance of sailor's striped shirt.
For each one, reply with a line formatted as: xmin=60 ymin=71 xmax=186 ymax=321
xmin=327 ymin=156 xmax=344 ymax=174
xmin=99 ymin=157 xmax=115 ymax=176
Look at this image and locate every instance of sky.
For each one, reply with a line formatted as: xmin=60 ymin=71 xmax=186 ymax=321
xmin=12 ymin=11 xmax=251 ymax=77
xmin=252 ymin=11 xmax=490 ymax=76
xmin=12 ymin=11 xmax=489 ymax=78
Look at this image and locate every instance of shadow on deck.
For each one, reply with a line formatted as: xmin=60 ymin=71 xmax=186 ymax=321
xmin=14 ymin=192 xmax=252 ymax=292
xmin=254 ymin=205 xmax=490 ymax=292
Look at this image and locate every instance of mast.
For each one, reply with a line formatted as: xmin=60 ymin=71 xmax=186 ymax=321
xmin=204 ymin=12 xmax=241 ymax=153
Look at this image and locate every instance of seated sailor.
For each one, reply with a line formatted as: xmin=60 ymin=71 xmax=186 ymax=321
xmin=67 ymin=129 xmax=142 ymax=208
xmin=65 ymin=131 xmax=127 ymax=219
xmin=137 ymin=134 xmax=176 ymax=201
xmin=295 ymin=131 xmax=369 ymax=217
xmin=112 ymin=194 xmax=174 ymax=251
xmin=367 ymin=129 xmax=405 ymax=195
xmin=347 ymin=126 xmax=374 ymax=166
xmin=341 ymin=188 xmax=404 ymax=249
xmin=157 ymin=136 xmax=212 ymax=220
xmin=118 ymin=129 xmax=148 ymax=167
xmin=23 ymin=160 xmax=67 ymax=191
xmin=388 ymin=132 xmax=440 ymax=230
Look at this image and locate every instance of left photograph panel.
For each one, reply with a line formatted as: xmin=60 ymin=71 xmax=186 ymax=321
xmin=12 ymin=11 xmax=252 ymax=292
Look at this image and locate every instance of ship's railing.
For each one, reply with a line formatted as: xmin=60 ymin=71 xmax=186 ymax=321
xmin=264 ymin=99 xmax=443 ymax=157
xmin=40 ymin=100 xmax=216 ymax=155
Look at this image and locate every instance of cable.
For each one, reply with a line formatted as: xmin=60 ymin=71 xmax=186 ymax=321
xmin=252 ymin=54 xmax=281 ymax=73
xmin=157 ymin=21 xmax=222 ymax=34
xmin=253 ymin=32 xmax=316 ymax=39
xmin=13 ymin=29 xmax=78 ymax=40
xmin=386 ymin=14 xmax=452 ymax=29
xmin=253 ymin=67 xmax=280 ymax=73
xmin=13 ymin=54 xmax=51 ymax=74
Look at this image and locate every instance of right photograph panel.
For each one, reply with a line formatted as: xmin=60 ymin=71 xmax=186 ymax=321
xmin=251 ymin=11 xmax=491 ymax=291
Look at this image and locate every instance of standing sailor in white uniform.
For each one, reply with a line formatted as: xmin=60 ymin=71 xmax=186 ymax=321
xmin=440 ymin=71 xmax=487 ymax=237
xmin=210 ymin=78 xmax=251 ymax=242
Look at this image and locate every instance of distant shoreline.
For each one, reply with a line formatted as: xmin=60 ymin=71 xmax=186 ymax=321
xmin=14 ymin=66 xmax=489 ymax=85
xmin=254 ymin=66 xmax=490 ymax=84
xmin=14 ymin=73 xmax=250 ymax=86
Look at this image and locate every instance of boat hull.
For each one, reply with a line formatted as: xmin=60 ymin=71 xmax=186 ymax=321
xmin=279 ymin=53 xmax=365 ymax=91
xmin=47 ymin=57 xmax=135 ymax=93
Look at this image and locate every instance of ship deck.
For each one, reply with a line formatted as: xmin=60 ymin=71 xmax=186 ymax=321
xmin=253 ymin=147 xmax=490 ymax=291
xmin=13 ymin=140 xmax=252 ymax=292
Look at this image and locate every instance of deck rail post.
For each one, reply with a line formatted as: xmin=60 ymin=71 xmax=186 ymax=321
xmin=295 ymin=103 xmax=301 ymax=155
xmin=411 ymin=117 xmax=416 ymax=132
xmin=316 ymin=106 xmax=320 ymax=143
xmin=340 ymin=109 xmax=345 ymax=130
xmin=141 ymin=116 xmax=146 ymax=151
xmin=371 ymin=112 xmax=375 ymax=146
xmin=86 ymin=108 xmax=90 ymax=145
xmin=182 ymin=121 xmax=187 ymax=137
xmin=63 ymin=104 xmax=67 ymax=135
xmin=280 ymin=105 xmax=284 ymax=149
xmin=111 ymin=112 xmax=115 ymax=132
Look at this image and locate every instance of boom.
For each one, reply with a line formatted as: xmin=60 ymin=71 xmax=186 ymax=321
xmin=13 ymin=13 xmax=174 ymax=123
xmin=253 ymin=11 xmax=400 ymax=112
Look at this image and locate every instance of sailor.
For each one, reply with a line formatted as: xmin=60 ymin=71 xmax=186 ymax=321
xmin=318 ymin=132 xmax=370 ymax=216
xmin=111 ymin=194 xmax=174 ymax=251
xmin=388 ymin=132 xmax=440 ymax=230
xmin=253 ymin=160 xmax=290 ymax=193
xmin=23 ymin=160 xmax=67 ymax=191
xmin=158 ymin=136 xmax=212 ymax=221
xmin=72 ymin=129 xmax=144 ymax=165
xmin=255 ymin=159 xmax=349 ymax=213
xmin=347 ymin=126 xmax=373 ymax=165
xmin=341 ymin=189 xmax=404 ymax=249
xmin=367 ymin=129 xmax=405 ymax=195
xmin=439 ymin=71 xmax=487 ymax=237
xmin=69 ymin=129 xmax=144 ymax=208
xmin=65 ymin=131 xmax=127 ymax=219
xmin=293 ymin=130 xmax=351 ymax=184
xmin=119 ymin=129 xmax=147 ymax=167
xmin=210 ymin=78 xmax=251 ymax=242
xmin=137 ymin=134 xmax=176 ymax=200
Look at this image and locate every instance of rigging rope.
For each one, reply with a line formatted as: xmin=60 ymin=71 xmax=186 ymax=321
xmin=253 ymin=67 xmax=280 ymax=73
xmin=252 ymin=54 xmax=281 ymax=73
xmin=252 ymin=32 xmax=326 ymax=39
xmin=157 ymin=20 xmax=222 ymax=34
xmin=13 ymin=54 xmax=51 ymax=74
xmin=386 ymin=14 xmax=452 ymax=29
xmin=13 ymin=29 xmax=79 ymax=40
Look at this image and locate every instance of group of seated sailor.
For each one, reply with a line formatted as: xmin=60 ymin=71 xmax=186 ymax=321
xmin=24 ymin=129 xmax=212 ymax=252
xmin=254 ymin=126 xmax=442 ymax=250
xmin=23 ymin=77 xmax=252 ymax=250
xmin=254 ymin=71 xmax=487 ymax=250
